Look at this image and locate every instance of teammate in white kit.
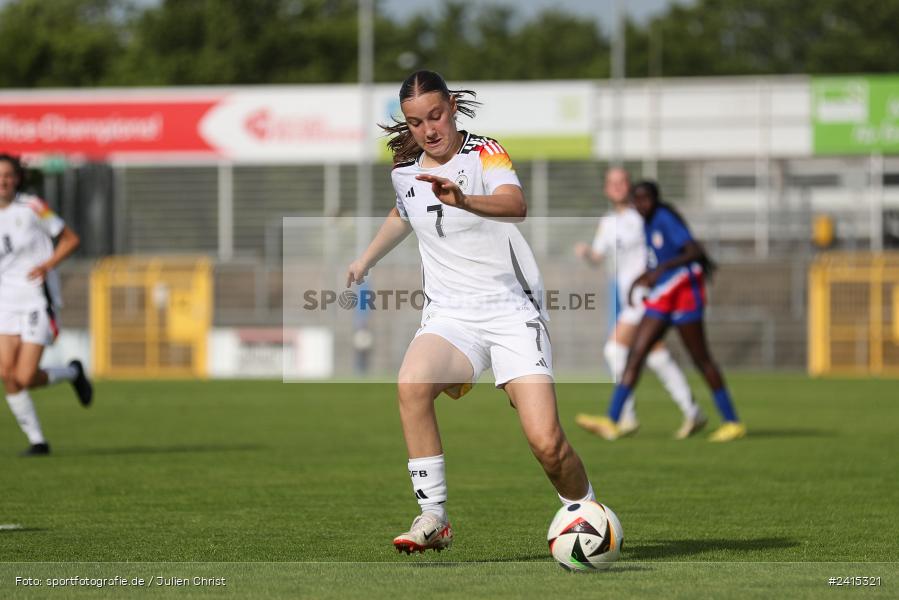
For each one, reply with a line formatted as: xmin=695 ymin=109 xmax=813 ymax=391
xmin=346 ymin=71 xmax=596 ymax=554
xmin=574 ymin=168 xmax=706 ymax=439
xmin=0 ymin=154 xmax=93 ymax=456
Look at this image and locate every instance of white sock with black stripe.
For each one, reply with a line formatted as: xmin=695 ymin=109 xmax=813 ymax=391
xmin=408 ymin=454 xmax=447 ymax=522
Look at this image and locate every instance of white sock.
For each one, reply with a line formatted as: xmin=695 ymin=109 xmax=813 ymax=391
xmin=605 ymin=341 xmax=636 ymax=422
xmin=408 ymin=454 xmax=447 ymax=522
xmin=559 ymin=481 xmax=596 ymax=506
xmin=647 ymin=348 xmax=697 ymax=419
xmin=620 ymin=395 xmax=637 ymax=423
xmin=45 ymin=364 xmax=78 ymax=385
xmin=6 ymin=390 xmax=46 ymax=445
xmin=603 ymin=341 xmax=628 ymax=384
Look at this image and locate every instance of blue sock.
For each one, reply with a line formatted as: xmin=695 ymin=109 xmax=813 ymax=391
xmin=607 ymin=384 xmax=632 ymax=422
xmin=712 ymin=388 xmax=738 ymax=422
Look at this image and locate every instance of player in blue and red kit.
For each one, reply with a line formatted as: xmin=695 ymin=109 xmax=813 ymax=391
xmin=580 ymin=180 xmax=745 ymax=442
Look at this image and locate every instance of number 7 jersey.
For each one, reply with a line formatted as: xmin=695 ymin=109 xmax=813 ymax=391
xmin=392 ymin=131 xmax=548 ymax=322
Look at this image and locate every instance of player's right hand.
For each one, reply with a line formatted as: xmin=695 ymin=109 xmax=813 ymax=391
xmin=346 ymin=259 xmax=370 ymax=288
xmin=416 ymin=174 xmax=466 ymax=208
xmin=574 ymin=242 xmax=591 ymax=259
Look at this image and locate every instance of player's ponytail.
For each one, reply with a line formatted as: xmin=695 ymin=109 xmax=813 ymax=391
xmin=380 ymin=70 xmax=480 ymax=164
xmin=634 ymin=180 xmax=718 ymax=279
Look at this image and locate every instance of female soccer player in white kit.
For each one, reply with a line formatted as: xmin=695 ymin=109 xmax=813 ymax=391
xmin=574 ymin=167 xmax=706 ymax=440
xmin=347 ymin=71 xmax=597 ymax=554
xmin=0 ymin=154 xmax=93 ymax=456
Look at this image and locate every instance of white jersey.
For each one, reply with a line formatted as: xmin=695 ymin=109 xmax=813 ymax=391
xmin=592 ymin=206 xmax=647 ymax=299
xmin=392 ymin=131 xmax=547 ymax=322
xmin=0 ymin=193 xmax=64 ymax=311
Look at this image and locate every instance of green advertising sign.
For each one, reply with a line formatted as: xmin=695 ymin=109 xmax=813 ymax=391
xmin=813 ymin=76 xmax=899 ymax=155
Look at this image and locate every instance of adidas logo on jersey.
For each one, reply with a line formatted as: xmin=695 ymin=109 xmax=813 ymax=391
xmin=459 ymin=132 xmax=481 ymax=154
xmin=405 ymin=187 xmax=415 ymax=198
xmin=535 ymin=358 xmax=548 ymax=368
xmin=459 ymin=132 xmax=506 ymax=157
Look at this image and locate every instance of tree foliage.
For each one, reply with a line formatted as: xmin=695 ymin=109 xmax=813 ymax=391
xmin=636 ymin=0 xmax=899 ymax=77
xmin=0 ymin=0 xmax=897 ymax=88
xmin=0 ymin=0 xmax=127 ymax=87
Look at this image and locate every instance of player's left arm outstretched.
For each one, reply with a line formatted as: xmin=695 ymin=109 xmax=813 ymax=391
xmin=415 ymin=174 xmax=526 ymax=220
xmin=575 ymin=220 xmax=611 ymax=266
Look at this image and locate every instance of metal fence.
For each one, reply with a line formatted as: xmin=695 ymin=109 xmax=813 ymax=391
xmin=51 ymin=158 xmax=885 ymax=261
xmin=45 ymin=155 xmax=897 ymax=372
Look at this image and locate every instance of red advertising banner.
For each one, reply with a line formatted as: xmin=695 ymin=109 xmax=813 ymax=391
xmin=0 ymin=89 xmax=368 ymax=163
xmin=0 ymin=83 xmax=595 ymax=163
xmin=0 ymin=100 xmax=218 ymax=159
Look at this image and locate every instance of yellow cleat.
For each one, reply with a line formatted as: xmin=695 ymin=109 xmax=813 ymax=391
xmin=708 ymin=421 xmax=747 ymax=442
xmin=576 ymin=414 xmax=620 ymax=440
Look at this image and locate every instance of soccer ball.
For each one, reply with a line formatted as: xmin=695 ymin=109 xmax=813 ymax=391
xmin=547 ymin=501 xmax=623 ymax=571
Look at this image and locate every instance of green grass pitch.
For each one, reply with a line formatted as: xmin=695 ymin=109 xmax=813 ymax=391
xmin=0 ymin=374 xmax=896 ymax=598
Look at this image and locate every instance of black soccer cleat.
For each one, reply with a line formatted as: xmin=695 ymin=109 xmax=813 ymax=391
xmin=69 ymin=360 xmax=93 ymax=407
xmin=19 ymin=442 xmax=51 ymax=457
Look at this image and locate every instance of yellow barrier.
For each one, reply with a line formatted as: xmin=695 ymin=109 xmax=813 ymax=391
xmin=808 ymin=252 xmax=899 ymax=376
xmin=90 ymin=256 xmax=212 ymax=379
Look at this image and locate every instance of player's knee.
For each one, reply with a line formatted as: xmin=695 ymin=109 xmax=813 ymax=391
xmin=397 ymin=360 xmax=435 ymax=385
xmin=0 ymin=365 xmax=16 ymax=386
xmin=13 ymin=370 xmax=35 ymax=389
xmin=397 ymin=380 xmax=437 ymax=406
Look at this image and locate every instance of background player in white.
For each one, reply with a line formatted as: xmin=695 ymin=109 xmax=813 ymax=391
xmin=574 ymin=167 xmax=705 ymax=439
xmin=0 ymin=154 xmax=93 ymax=456
xmin=346 ymin=70 xmax=597 ymax=554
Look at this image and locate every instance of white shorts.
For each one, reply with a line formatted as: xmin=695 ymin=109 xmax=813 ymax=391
xmin=0 ymin=307 xmax=59 ymax=346
xmin=414 ymin=312 xmax=553 ymax=392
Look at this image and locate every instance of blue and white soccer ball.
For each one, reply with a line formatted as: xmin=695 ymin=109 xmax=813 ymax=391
xmin=547 ymin=501 xmax=623 ymax=571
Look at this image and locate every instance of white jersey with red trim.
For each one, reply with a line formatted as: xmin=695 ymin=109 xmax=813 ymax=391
xmin=592 ymin=206 xmax=647 ymax=299
xmin=392 ymin=131 xmax=547 ymax=322
xmin=0 ymin=193 xmax=64 ymax=311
